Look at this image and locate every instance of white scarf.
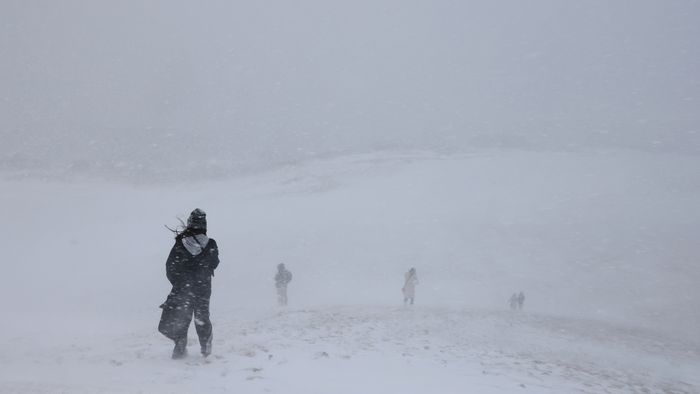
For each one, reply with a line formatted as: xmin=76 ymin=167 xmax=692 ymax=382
xmin=182 ymin=234 xmax=209 ymax=256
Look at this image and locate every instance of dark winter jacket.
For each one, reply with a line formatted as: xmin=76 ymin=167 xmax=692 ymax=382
xmin=166 ymin=234 xmax=219 ymax=298
xmin=275 ymin=269 xmax=292 ymax=287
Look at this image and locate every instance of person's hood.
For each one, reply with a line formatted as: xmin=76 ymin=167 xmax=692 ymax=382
xmin=187 ymin=208 xmax=207 ymax=231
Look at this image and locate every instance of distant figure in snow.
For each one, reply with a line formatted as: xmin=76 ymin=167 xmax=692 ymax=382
xmin=275 ymin=263 xmax=293 ymax=306
xmin=509 ymin=293 xmax=518 ymax=310
xmin=517 ymin=291 xmax=525 ymax=310
xmin=158 ymin=209 xmax=219 ymax=359
xmin=402 ymin=268 xmax=419 ymax=305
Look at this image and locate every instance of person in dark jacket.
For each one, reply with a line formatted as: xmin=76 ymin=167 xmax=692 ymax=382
xmin=509 ymin=293 xmax=518 ymax=310
xmin=274 ymin=263 xmax=292 ymax=306
xmin=158 ymin=208 xmax=219 ymax=359
xmin=517 ymin=291 xmax=525 ymax=311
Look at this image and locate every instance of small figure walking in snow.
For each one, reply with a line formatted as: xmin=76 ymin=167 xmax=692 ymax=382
xmin=402 ymin=267 xmax=419 ymax=306
xmin=509 ymin=293 xmax=518 ymax=310
xmin=275 ymin=263 xmax=293 ymax=306
xmin=517 ymin=291 xmax=525 ymax=311
xmin=158 ymin=208 xmax=219 ymax=359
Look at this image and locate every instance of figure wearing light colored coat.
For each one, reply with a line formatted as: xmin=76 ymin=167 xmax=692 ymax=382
xmin=402 ymin=268 xmax=418 ymax=305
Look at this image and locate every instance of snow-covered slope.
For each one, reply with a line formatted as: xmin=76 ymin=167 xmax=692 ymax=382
xmin=1 ymin=150 xmax=699 ymax=393
xmin=2 ymin=306 xmax=698 ymax=393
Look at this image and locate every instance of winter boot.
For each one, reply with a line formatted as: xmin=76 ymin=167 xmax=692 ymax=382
xmin=172 ymin=337 xmax=188 ymax=359
xmin=201 ymin=334 xmax=213 ymax=357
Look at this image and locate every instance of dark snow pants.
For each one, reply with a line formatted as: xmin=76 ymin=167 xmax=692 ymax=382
xmin=159 ymin=290 xmax=212 ymax=346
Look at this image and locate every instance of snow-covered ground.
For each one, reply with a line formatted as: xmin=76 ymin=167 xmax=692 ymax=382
xmin=1 ymin=150 xmax=699 ymax=393
xmin=2 ymin=306 xmax=698 ymax=393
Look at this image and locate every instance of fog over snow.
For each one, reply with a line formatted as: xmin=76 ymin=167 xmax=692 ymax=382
xmin=1 ymin=1 xmax=699 ymax=393
xmin=1 ymin=1 xmax=699 ymax=179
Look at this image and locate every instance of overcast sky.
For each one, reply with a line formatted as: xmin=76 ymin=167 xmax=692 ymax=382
xmin=1 ymin=1 xmax=698 ymax=177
